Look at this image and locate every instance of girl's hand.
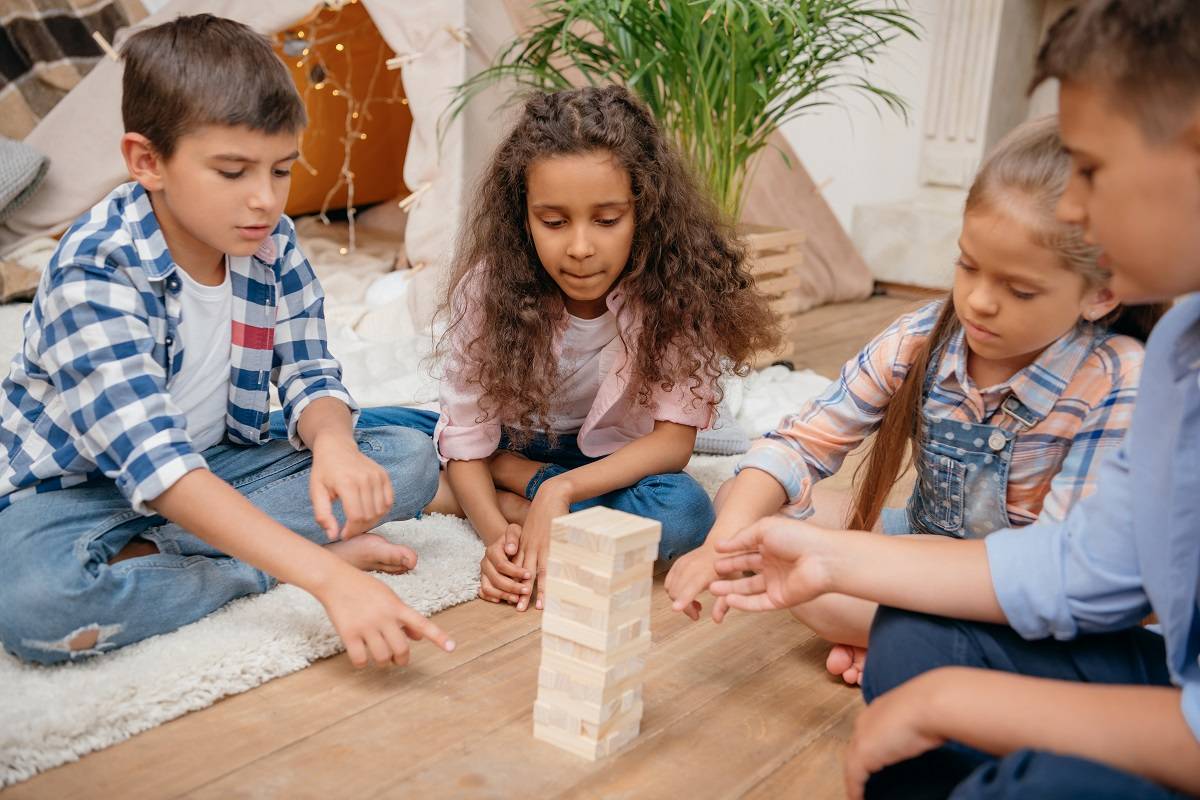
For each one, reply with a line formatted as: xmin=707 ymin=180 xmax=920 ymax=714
xmin=516 ymin=481 xmax=571 ymax=611
xmin=479 ymin=523 xmax=531 ymax=604
xmin=707 ymin=517 xmax=834 ymax=615
xmin=664 ymin=544 xmax=723 ymax=620
xmin=309 ymin=434 xmax=394 ymax=541
xmin=843 ymin=670 xmax=947 ymax=800
xmin=315 ymin=565 xmax=456 ymax=667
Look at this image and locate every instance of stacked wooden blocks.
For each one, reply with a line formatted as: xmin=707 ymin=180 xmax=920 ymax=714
xmin=533 ymin=507 xmax=661 ymax=760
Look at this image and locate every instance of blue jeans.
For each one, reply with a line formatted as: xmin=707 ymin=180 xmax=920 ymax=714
xmin=861 ymin=607 xmax=1182 ymax=799
xmin=349 ymin=407 xmax=715 ymax=561
xmin=0 ymin=424 xmax=439 ymax=665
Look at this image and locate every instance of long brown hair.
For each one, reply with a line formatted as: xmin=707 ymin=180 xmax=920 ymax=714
xmin=438 ymin=86 xmax=780 ymax=443
xmin=847 ymin=116 xmax=1165 ymax=531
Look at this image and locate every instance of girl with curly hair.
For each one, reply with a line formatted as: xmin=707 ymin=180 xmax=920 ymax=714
xmin=403 ymin=85 xmax=780 ymax=611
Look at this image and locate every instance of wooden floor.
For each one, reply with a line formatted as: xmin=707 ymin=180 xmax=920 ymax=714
xmin=5 ymin=292 xmax=930 ymax=800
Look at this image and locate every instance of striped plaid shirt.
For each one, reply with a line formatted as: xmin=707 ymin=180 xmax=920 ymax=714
xmin=739 ymin=300 xmax=1145 ymax=526
xmin=0 ymin=182 xmax=356 ymax=515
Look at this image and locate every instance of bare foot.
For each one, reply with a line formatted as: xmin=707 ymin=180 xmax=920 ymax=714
xmin=490 ymin=451 xmax=544 ymax=495
xmin=826 ymin=644 xmax=868 ymax=686
xmin=327 ymin=533 xmax=417 ymax=574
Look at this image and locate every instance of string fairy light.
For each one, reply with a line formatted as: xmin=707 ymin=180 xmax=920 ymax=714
xmin=278 ymin=1 xmax=408 ymax=254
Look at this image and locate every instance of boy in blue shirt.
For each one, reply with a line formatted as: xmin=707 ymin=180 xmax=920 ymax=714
xmin=0 ymin=14 xmax=454 ymax=669
xmin=705 ymin=2 xmax=1200 ymax=796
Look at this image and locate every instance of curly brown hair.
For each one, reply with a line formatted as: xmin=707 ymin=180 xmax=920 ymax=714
xmin=439 ymin=85 xmax=780 ymax=441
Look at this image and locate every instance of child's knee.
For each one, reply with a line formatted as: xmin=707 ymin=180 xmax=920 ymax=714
xmin=861 ymin=606 xmax=961 ymax=702
xmin=0 ymin=577 xmax=120 ymax=665
xmin=363 ymin=426 xmax=440 ymax=511
xmin=651 ymin=474 xmax=715 ymax=560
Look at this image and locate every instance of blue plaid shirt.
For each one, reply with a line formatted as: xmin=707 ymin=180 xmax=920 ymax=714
xmin=0 ymin=182 xmax=357 ymax=515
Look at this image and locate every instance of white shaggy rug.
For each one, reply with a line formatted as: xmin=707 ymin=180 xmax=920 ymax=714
xmin=0 ymin=456 xmax=740 ymax=787
xmin=0 ymin=516 xmax=483 ymax=788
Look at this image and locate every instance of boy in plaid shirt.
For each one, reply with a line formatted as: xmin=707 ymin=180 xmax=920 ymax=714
xmin=0 ymin=14 xmax=454 ymax=668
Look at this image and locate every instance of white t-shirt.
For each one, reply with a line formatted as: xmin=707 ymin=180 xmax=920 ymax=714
xmin=548 ymin=310 xmax=619 ymax=433
xmin=168 ymin=263 xmax=233 ymax=452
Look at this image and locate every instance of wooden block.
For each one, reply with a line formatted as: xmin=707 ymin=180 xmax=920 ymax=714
xmin=536 ymin=659 xmax=645 ymax=715
xmin=539 ymin=648 xmax=647 ymax=692
xmin=533 ymin=718 xmax=639 ymax=762
xmin=548 ymin=539 xmax=659 ymax=576
xmin=533 ymin=718 xmax=640 ymax=761
xmin=550 ymin=507 xmax=662 ymax=556
xmin=547 ymin=557 xmax=652 ymax=594
xmin=544 ymin=570 xmax=651 ymax=610
xmin=534 ymin=509 xmax=658 ymax=759
xmin=541 ymin=631 xmax=651 ymax=668
xmin=537 ymin=681 xmax=648 ymax=734
xmin=543 ymin=593 xmax=651 ymax=632
xmin=533 ymin=700 xmax=644 ymax=760
xmin=542 ymin=609 xmax=648 ymax=652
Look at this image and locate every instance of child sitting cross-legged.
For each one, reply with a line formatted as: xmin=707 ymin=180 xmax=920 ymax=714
xmin=0 ymin=14 xmax=454 ymax=669
xmin=668 ymin=115 xmax=1162 ymax=687
xmin=366 ymin=86 xmax=780 ymax=611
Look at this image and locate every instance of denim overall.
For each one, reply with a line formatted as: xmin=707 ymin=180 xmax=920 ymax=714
xmin=901 ymin=349 xmax=1045 ymax=539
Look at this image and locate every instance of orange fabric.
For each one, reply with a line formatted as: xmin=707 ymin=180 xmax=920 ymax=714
xmin=273 ymin=2 xmax=413 ymax=218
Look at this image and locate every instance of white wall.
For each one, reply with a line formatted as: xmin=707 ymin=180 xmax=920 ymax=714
xmin=779 ymin=0 xmax=941 ymax=233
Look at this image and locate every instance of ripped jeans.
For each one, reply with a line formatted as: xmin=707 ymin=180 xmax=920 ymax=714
xmin=0 ymin=425 xmax=439 ymax=665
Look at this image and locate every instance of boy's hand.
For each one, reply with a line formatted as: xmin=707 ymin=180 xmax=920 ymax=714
xmin=664 ymin=544 xmax=723 ymax=620
xmin=479 ymin=523 xmax=531 ymax=604
xmin=515 ymin=483 xmax=570 ymax=611
xmin=309 ymin=434 xmax=395 ymax=541
xmin=843 ymin=670 xmax=946 ymax=800
xmin=317 ymin=565 xmax=456 ymax=667
xmin=707 ymin=517 xmax=833 ymax=616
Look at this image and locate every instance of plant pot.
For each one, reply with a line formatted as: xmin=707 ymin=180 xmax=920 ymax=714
xmin=741 ymin=223 xmax=805 ymax=369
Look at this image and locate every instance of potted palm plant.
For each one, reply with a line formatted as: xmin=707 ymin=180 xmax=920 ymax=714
xmin=449 ymin=0 xmax=918 ymax=361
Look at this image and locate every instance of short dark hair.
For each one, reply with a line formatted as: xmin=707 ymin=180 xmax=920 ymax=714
xmin=1032 ymin=0 xmax=1200 ymax=140
xmin=120 ymin=14 xmax=306 ymax=158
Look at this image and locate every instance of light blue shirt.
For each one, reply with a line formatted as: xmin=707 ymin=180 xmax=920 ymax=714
xmin=987 ymin=294 xmax=1200 ymax=743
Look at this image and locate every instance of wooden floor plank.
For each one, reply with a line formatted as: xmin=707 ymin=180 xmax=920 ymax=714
xmin=741 ymin=713 xmax=857 ymax=800
xmin=4 ymin=599 xmax=542 ymax=800
xmin=184 ymin=577 xmax=813 ymax=799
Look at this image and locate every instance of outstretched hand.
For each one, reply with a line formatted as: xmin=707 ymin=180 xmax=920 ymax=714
xmin=708 ymin=517 xmax=833 ymax=621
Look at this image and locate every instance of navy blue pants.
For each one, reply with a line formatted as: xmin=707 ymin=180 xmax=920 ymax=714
xmin=861 ymin=607 xmax=1184 ymax=799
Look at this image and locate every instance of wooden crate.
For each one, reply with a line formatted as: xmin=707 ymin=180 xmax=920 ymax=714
xmin=743 ymin=224 xmax=805 ymax=368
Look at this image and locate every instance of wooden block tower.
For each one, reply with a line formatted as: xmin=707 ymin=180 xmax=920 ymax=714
xmin=533 ymin=507 xmax=661 ymax=760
